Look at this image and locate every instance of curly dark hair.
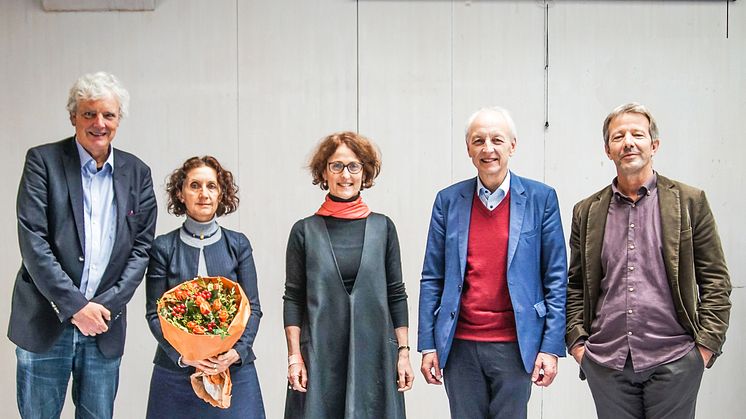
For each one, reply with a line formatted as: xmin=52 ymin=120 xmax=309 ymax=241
xmin=308 ymin=131 xmax=381 ymax=190
xmin=166 ymin=156 xmax=239 ymax=217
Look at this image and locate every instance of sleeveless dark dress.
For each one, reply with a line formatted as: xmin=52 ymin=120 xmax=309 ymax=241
xmin=284 ymin=214 xmax=406 ymax=419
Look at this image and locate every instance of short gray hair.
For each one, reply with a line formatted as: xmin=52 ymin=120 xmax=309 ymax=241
xmin=602 ymin=102 xmax=659 ymax=146
xmin=66 ymin=72 xmax=130 ymax=118
xmin=465 ymin=106 xmax=518 ymax=141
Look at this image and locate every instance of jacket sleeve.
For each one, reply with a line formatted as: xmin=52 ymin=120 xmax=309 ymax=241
xmin=144 ymin=236 xmax=182 ymax=365
xmin=417 ymin=192 xmax=446 ymax=352
xmin=92 ymin=164 xmax=157 ymax=315
xmin=565 ymin=201 xmax=588 ymax=348
xmin=691 ymin=191 xmax=731 ymax=356
xmin=232 ymin=233 xmax=262 ymax=365
xmin=16 ymin=147 xmax=88 ymax=321
xmin=538 ymin=188 xmax=568 ymax=357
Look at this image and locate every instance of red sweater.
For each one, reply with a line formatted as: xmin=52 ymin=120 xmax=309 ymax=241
xmin=455 ymin=192 xmax=517 ymax=342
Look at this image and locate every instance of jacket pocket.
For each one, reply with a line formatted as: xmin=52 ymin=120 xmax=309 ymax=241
xmin=534 ymin=300 xmax=547 ymax=317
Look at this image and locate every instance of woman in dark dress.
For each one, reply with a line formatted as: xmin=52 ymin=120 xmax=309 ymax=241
xmin=145 ymin=156 xmax=265 ymax=419
xmin=283 ymin=132 xmax=413 ymax=419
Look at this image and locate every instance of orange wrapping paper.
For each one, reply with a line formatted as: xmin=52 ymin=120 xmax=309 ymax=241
xmin=157 ymin=276 xmax=250 ymax=408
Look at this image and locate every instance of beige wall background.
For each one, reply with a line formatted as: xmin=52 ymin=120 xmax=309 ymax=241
xmin=1 ymin=1 xmax=744 ymax=417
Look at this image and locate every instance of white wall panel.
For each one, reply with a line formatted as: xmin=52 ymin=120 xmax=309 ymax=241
xmin=358 ymin=1 xmax=453 ymax=417
xmin=453 ymin=1 xmax=548 ymax=183
xmin=236 ymin=1 xmax=358 ymax=417
xmin=0 ymin=1 xmax=239 ymax=418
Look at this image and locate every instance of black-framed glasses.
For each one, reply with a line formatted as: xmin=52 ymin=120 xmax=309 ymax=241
xmin=328 ymin=161 xmax=364 ymax=174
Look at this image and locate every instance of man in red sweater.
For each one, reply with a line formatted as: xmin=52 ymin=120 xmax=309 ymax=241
xmin=418 ymin=107 xmax=567 ymax=418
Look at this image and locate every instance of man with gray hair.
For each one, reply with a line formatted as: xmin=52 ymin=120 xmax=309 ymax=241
xmin=418 ymin=106 xmax=567 ymax=418
xmin=9 ymin=72 xmax=157 ymax=418
xmin=566 ymin=102 xmax=731 ymax=418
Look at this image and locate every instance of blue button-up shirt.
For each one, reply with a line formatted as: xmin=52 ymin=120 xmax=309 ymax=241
xmin=76 ymin=140 xmax=117 ymax=299
xmin=476 ymin=172 xmax=511 ymax=210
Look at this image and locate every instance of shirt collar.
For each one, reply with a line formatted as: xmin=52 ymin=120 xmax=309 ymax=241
xmin=75 ymin=137 xmax=114 ymax=173
xmin=611 ymin=172 xmax=657 ymax=201
xmin=477 ymin=171 xmax=511 ymax=198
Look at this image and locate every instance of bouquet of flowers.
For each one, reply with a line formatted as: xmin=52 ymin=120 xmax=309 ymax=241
xmin=157 ymin=276 xmax=250 ymax=408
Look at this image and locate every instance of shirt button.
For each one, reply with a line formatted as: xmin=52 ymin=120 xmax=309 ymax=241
xmin=628 ymin=331 xmax=633 ymax=335
xmin=629 ymin=244 xmax=635 ymax=250
xmin=631 ymin=203 xmax=636 ymax=208
xmin=450 ymin=312 xmax=456 ymax=319
xmin=78 ymin=256 xmax=84 ymax=262
xmin=628 ymin=266 xmax=634 ymax=271
xmin=458 ymin=284 xmax=463 ymax=292
xmin=628 ymin=287 xmax=635 ymax=292
xmin=630 ymin=223 xmax=635 ymax=228
xmin=628 ymin=309 xmax=633 ymax=314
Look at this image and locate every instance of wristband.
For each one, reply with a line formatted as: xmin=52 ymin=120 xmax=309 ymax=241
xmin=397 ymin=345 xmax=410 ymax=352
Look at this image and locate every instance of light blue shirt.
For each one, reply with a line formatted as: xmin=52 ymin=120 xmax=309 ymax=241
xmin=476 ymin=172 xmax=511 ymax=210
xmin=76 ymin=139 xmax=117 ymax=299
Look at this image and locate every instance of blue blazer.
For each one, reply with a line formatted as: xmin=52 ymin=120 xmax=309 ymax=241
xmin=417 ymin=173 xmax=567 ymax=372
xmin=9 ymin=137 xmax=157 ymax=358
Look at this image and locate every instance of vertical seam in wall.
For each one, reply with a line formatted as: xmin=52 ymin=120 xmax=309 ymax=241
xmin=235 ymin=0 xmax=241 ymax=231
xmin=450 ymin=0 xmax=454 ymax=182
xmin=356 ymin=0 xmax=360 ymax=133
xmin=543 ymin=1 xmax=550 ymax=184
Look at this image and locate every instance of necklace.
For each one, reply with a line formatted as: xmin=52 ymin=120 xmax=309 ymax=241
xmin=182 ymin=224 xmax=219 ymax=240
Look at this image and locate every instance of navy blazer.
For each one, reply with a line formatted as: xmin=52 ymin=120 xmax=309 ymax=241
xmin=9 ymin=137 xmax=157 ymax=358
xmin=417 ymin=173 xmax=567 ymax=372
xmin=145 ymin=228 xmax=262 ymax=371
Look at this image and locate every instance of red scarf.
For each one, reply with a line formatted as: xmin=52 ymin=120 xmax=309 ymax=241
xmin=315 ymin=195 xmax=371 ymax=219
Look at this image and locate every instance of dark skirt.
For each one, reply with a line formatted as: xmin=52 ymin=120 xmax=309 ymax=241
xmin=146 ymin=363 xmax=265 ymax=419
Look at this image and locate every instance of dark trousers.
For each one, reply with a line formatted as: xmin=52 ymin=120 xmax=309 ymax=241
xmin=582 ymin=346 xmax=705 ymax=419
xmin=443 ymin=339 xmax=531 ymax=419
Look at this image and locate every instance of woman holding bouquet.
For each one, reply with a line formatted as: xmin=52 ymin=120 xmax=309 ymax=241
xmin=145 ymin=156 xmax=264 ymax=418
xmin=283 ymin=132 xmax=413 ymax=418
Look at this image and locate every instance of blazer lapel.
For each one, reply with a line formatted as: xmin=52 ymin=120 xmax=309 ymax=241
xmin=507 ymin=173 xmax=526 ymax=270
xmin=457 ymin=179 xmax=476 ymax=278
xmin=112 ymin=150 xmax=131 ymax=251
xmin=657 ymin=175 xmax=681 ymax=284
xmin=585 ymin=187 xmax=612 ymax=293
xmin=62 ymin=138 xmax=85 ymax=251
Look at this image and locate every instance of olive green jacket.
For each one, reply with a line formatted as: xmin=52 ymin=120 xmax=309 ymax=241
xmin=565 ymin=174 xmax=731 ymax=366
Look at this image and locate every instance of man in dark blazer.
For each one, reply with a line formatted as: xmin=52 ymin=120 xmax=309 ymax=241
xmin=566 ymin=102 xmax=731 ymax=419
xmin=9 ymin=72 xmax=157 ymax=419
xmin=418 ymin=107 xmax=567 ymax=418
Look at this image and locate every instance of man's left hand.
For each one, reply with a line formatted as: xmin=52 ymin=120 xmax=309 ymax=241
xmin=697 ymin=345 xmax=714 ymax=368
xmin=531 ymin=352 xmax=558 ymax=387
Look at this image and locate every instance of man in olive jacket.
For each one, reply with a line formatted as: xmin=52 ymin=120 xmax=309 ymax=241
xmin=566 ymin=102 xmax=731 ymax=419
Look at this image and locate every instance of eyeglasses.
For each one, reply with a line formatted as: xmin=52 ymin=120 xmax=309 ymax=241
xmin=327 ymin=161 xmax=364 ymax=174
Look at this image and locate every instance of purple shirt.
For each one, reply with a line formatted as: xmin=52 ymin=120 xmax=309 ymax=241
xmin=585 ymin=174 xmax=694 ymax=372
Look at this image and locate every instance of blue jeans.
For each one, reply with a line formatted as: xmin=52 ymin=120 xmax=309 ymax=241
xmin=16 ymin=325 xmax=121 ymax=419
